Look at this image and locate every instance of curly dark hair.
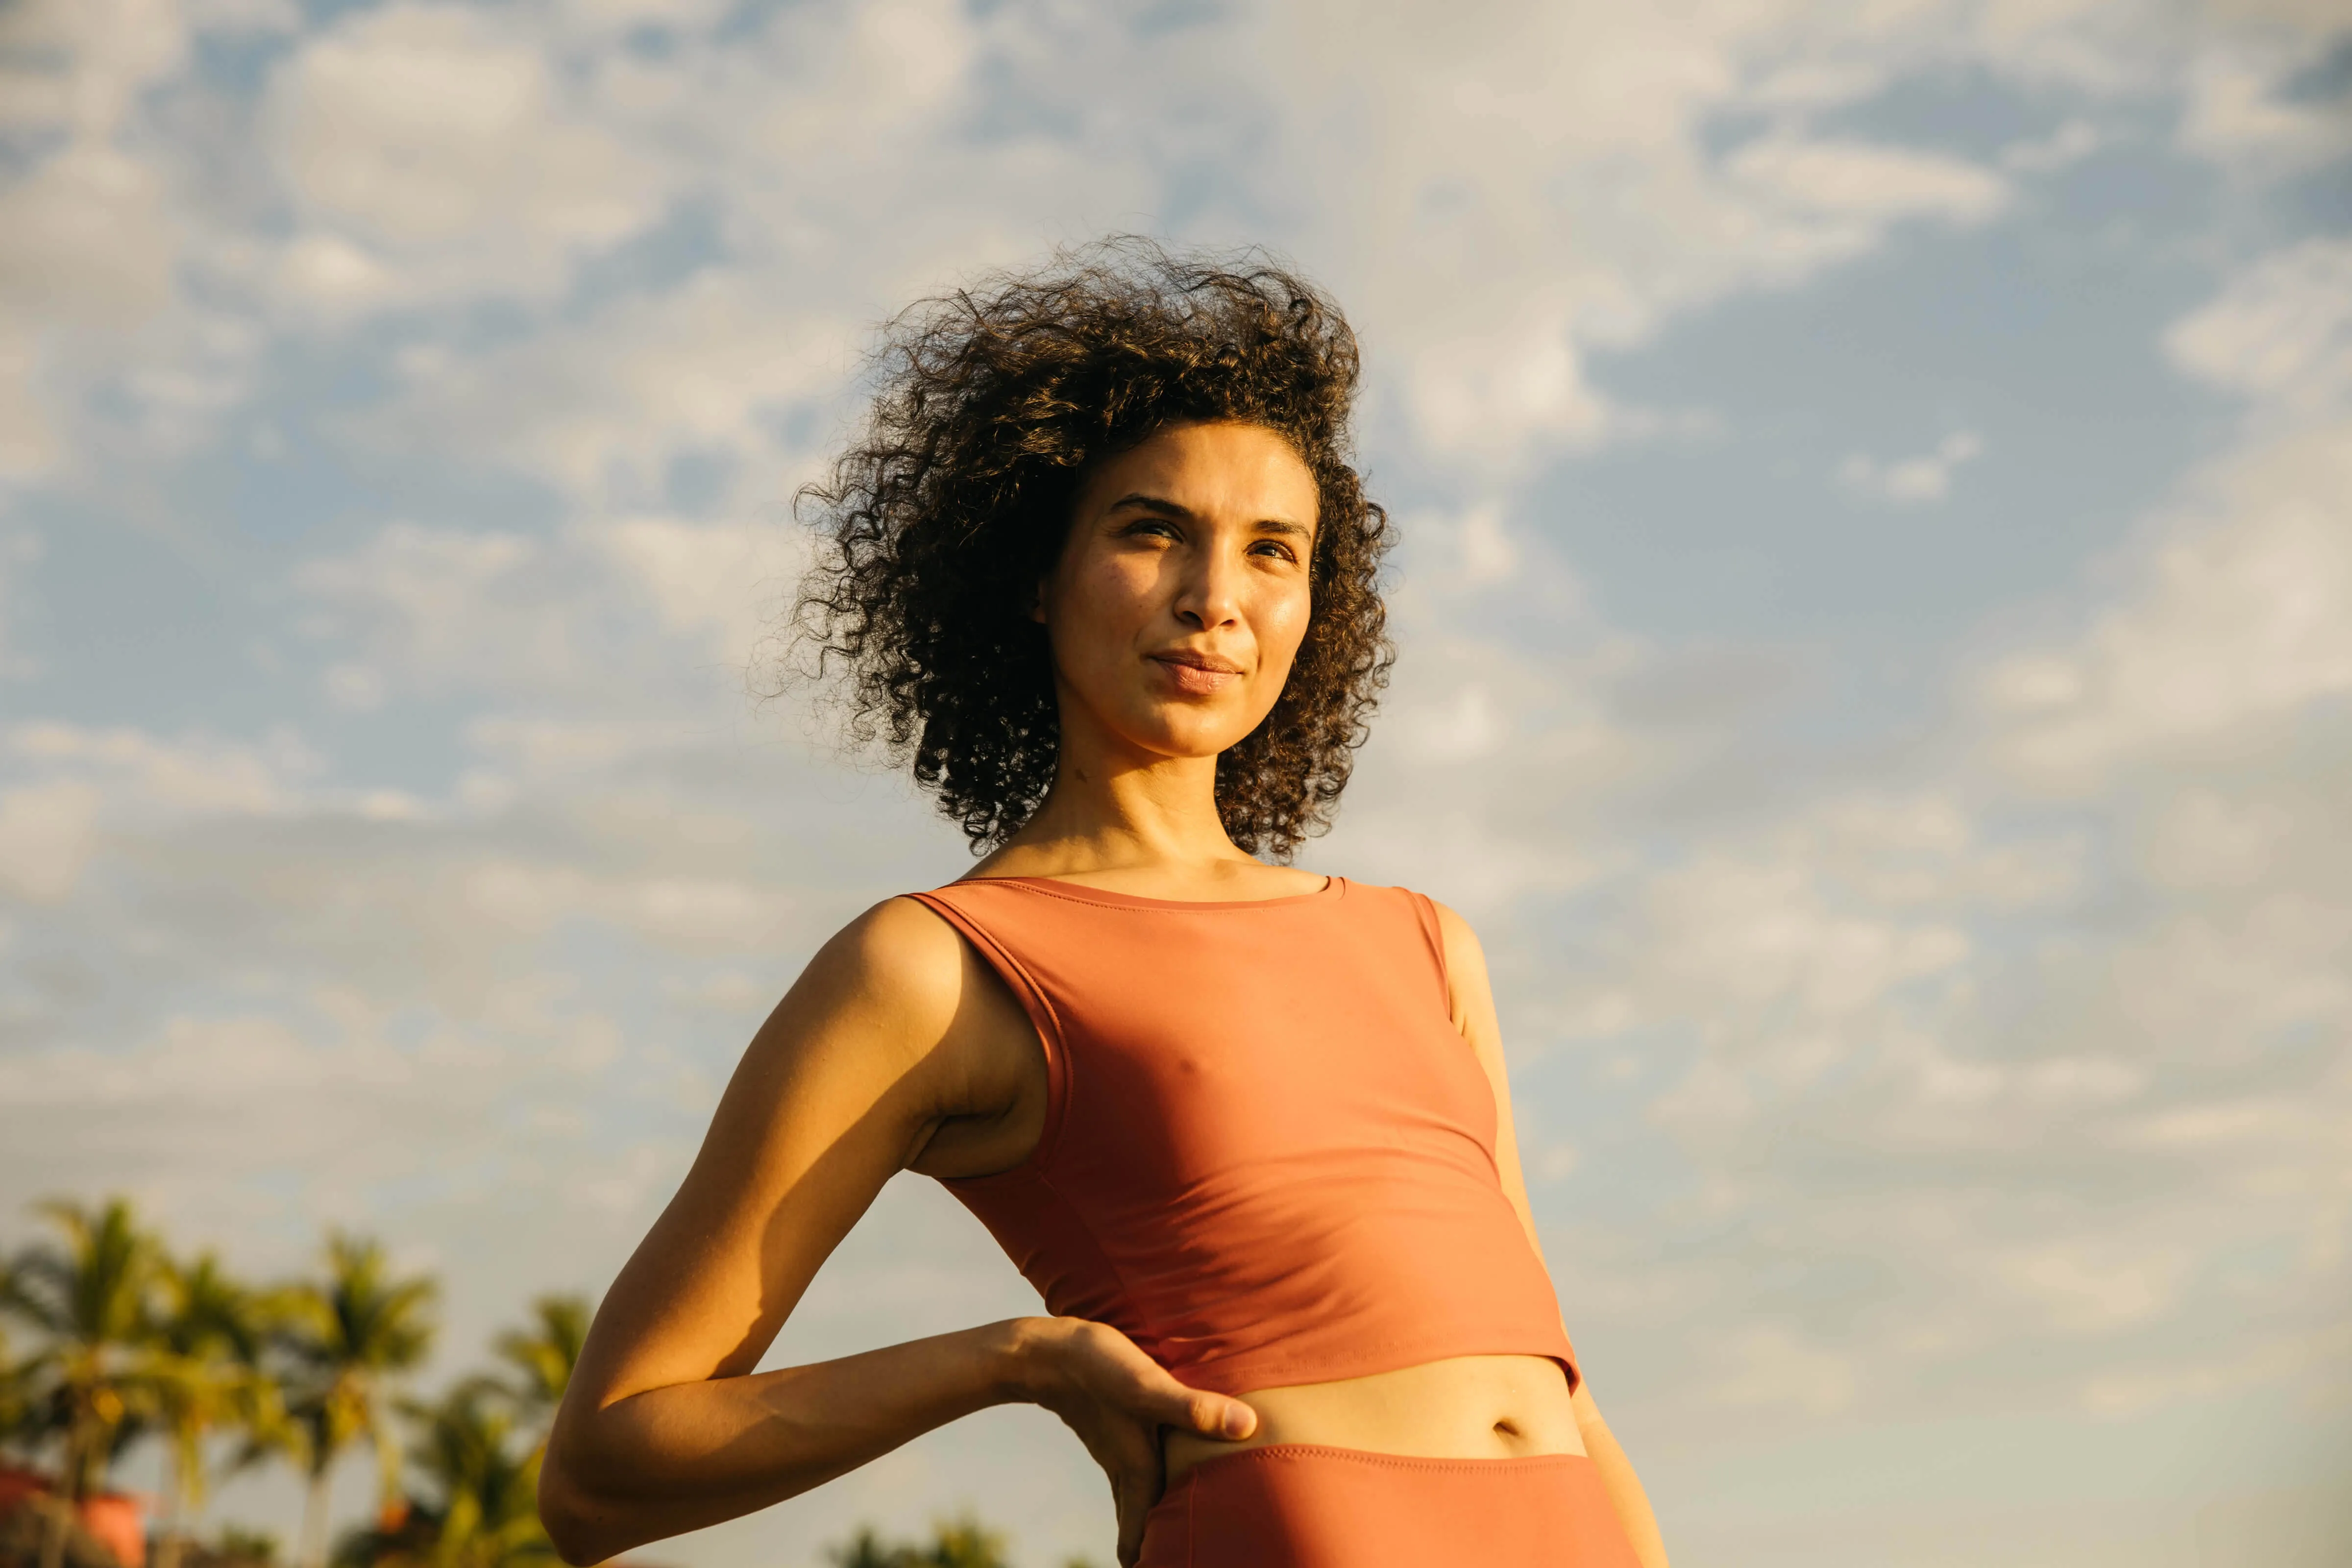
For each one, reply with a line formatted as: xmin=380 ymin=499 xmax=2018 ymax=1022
xmin=788 ymin=238 xmax=1395 ymax=859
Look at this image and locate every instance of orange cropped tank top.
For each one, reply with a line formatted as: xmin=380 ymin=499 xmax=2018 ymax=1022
xmin=904 ymin=874 xmax=1578 ymax=1397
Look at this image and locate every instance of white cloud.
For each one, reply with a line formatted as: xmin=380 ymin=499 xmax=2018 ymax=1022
xmin=2165 ymin=237 xmax=2352 ymax=416
xmin=1406 ymin=308 xmax=1618 ymax=462
xmin=451 ymin=858 xmax=795 ymax=954
xmin=2139 ymin=787 xmax=2298 ymax=888
xmin=597 ymin=515 xmax=804 ymax=665
xmin=0 ymin=0 xmax=188 ymax=142
xmin=464 ymin=715 xmax=705 ymax=779
xmin=1328 ymin=624 xmax=1649 ymax=906
xmin=321 ymin=662 xmax=388 ymax=712
xmin=1979 ymin=243 xmax=2352 ymax=788
xmin=8 ymin=722 xmax=319 ymax=816
xmin=0 ymin=144 xmax=178 ymax=328
xmin=370 ymin=272 xmax=849 ymax=504
xmin=1724 ymin=136 xmax=2009 ymax=227
xmin=293 ymin=523 xmax=591 ymax=696
xmin=274 ymin=233 xmax=403 ymax=315
xmin=285 ymin=509 xmax=809 ymax=709
xmin=185 ymin=0 xmax=301 ymax=33
xmin=1713 ymin=1325 xmax=1860 ymax=1414
xmin=0 ymin=0 xmax=189 ymax=477
xmin=0 ymin=999 xmax=700 ymax=1372
xmin=1979 ymin=419 xmax=2352 ymax=788
xmin=2181 ymin=44 xmax=2352 ymax=175
xmin=551 ymin=0 xmax=735 ymax=35
xmin=1239 ymin=2 xmax=2043 ymax=467
xmin=266 ymin=2 xmax=670 ymax=311
xmin=2001 ymin=117 xmax=2106 ymax=171
xmin=0 ymin=529 xmax=38 ymax=676
xmin=1638 ymin=851 xmax=1975 ymax=1026
xmin=0 ymin=780 xmax=100 ymax=901
xmin=1523 ymin=221 xmax=2352 ymax=1432
xmin=1992 ymin=1241 xmax=2191 ymax=1335
xmin=0 ymin=325 xmax=53 ymax=479
xmin=0 ymin=711 xmax=905 ymax=1042
xmin=1839 ymin=431 xmax=1987 ymax=504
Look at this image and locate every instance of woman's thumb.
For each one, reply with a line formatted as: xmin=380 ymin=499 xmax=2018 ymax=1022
xmin=1185 ymin=1390 xmax=1257 ymax=1440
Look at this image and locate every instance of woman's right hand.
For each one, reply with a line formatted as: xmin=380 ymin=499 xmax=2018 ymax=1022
xmin=1012 ymin=1316 xmax=1257 ymax=1567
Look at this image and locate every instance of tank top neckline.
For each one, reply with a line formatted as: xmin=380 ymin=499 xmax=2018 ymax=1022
xmin=944 ymin=872 xmax=1346 ymax=912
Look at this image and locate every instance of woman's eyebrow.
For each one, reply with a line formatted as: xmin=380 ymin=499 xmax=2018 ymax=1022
xmin=1107 ymin=492 xmax=1313 ymax=537
xmin=1106 ymin=491 xmax=1193 ymax=519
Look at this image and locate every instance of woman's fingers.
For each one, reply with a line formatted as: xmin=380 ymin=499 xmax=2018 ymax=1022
xmin=1134 ymin=1368 xmax=1256 ymax=1441
xmin=1108 ymin=1421 xmax=1165 ymax=1567
xmin=1034 ymin=1318 xmax=1267 ymax=1562
xmin=1113 ymin=1474 xmax=1153 ymax=1567
xmin=1107 ymin=1383 xmax=1253 ymax=1565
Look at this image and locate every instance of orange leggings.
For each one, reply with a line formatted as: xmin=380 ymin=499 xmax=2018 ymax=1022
xmin=1136 ymin=1445 xmax=1644 ymax=1567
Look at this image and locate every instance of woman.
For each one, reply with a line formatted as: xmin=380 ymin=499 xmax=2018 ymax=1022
xmin=538 ymin=243 xmax=1669 ymax=1568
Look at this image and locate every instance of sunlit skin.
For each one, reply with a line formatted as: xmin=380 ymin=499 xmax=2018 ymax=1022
xmin=536 ymin=422 xmax=1669 ymax=1568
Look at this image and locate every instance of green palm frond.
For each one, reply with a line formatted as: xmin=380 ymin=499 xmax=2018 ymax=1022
xmin=825 ymin=1515 xmax=1016 ymax=1568
xmin=489 ymin=1295 xmax=589 ymax=1417
xmin=274 ymin=1230 xmax=439 ymax=1522
xmin=343 ymin=1383 xmax=554 ymax=1568
xmin=2 ymin=1197 xmax=166 ymax=1495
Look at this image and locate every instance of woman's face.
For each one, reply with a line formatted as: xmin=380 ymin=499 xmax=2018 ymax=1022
xmin=1037 ymin=420 xmax=1320 ymax=765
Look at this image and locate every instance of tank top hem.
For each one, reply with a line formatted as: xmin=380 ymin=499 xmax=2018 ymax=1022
xmin=1178 ymin=1342 xmax=1580 ymax=1399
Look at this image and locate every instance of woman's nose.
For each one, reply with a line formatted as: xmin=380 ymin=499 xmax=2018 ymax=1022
xmin=1172 ymin=547 xmax=1245 ymax=629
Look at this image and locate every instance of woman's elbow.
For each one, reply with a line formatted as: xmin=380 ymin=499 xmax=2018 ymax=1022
xmin=538 ymin=1424 xmax=630 ymax=1567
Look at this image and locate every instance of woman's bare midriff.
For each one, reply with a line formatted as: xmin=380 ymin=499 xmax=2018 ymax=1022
xmin=1160 ymin=1353 xmax=1585 ymax=1485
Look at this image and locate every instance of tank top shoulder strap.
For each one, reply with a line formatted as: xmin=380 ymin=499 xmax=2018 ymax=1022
xmin=1395 ymin=885 xmax=1453 ymax=1017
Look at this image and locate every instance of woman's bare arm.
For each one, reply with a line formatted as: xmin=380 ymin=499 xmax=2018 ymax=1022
xmin=1434 ymin=902 xmax=1671 ymax=1568
xmin=539 ymin=898 xmax=1254 ymax=1568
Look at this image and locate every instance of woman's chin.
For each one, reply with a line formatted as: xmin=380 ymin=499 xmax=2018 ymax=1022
xmin=1114 ymin=712 xmax=1262 ymax=762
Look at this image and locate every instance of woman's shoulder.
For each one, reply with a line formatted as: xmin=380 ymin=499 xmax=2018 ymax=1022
xmin=797 ymin=893 xmax=977 ymax=1027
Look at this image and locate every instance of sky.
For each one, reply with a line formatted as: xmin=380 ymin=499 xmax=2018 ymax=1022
xmin=1 ymin=0 xmax=2349 ymax=1564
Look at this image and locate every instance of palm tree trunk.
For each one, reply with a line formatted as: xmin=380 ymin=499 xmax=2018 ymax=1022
xmin=36 ymin=1498 xmax=71 ymax=1568
xmin=300 ymin=1467 xmax=333 ymax=1568
xmin=371 ymin=1422 xmax=403 ymax=1524
xmin=41 ymin=1416 xmax=89 ymax=1568
xmin=153 ymin=1443 xmax=190 ymax=1568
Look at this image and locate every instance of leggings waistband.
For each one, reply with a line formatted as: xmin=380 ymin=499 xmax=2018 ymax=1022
xmin=1142 ymin=1442 xmax=1636 ymax=1568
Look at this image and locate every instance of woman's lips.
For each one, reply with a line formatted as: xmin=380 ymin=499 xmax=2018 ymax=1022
xmin=1149 ymin=652 xmax=1243 ymax=696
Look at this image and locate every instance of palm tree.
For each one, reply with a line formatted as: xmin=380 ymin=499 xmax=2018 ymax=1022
xmin=0 ymin=1199 xmax=167 ymax=1568
xmin=334 ymin=1384 xmax=553 ymax=1568
xmin=487 ymin=1296 xmax=588 ymax=1444
xmin=0 ymin=1316 xmax=35 ymax=1457
xmin=826 ymin=1516 xmax=1017 ymax=1568
xmin=275 ymin=1233 xmax=438 ymax=1568
xmin=148 ymin=1250 xmax=288 ymax=1568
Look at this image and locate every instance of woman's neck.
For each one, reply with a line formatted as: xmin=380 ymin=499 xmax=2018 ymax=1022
xmin=969 ymin=720 xmax=1316 ymax=897
xmin=986 ymin=748 xmax=1240 ymax=875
